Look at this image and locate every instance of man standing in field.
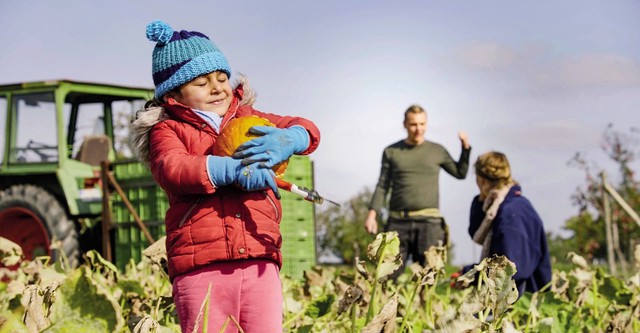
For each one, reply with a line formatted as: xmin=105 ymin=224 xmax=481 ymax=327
xmin=365 ymin=104 xmax=471 ymax=279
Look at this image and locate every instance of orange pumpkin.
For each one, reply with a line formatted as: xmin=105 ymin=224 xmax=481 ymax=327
xmin=212 ymin=116 xmax=288 ymax=177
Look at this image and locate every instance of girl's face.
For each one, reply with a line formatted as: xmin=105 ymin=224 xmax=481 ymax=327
xmin=169 ymin=71 xmax=233 ymax=116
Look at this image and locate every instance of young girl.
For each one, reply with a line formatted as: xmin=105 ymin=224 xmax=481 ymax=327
xmin=461 ymin=151 xmax=551 ymax=297
xmin=131 ymin=20 xmax=320 ymax=333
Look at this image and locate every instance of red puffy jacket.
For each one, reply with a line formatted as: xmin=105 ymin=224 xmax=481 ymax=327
xmin=147 ymin=85 xmax=320 ymax=280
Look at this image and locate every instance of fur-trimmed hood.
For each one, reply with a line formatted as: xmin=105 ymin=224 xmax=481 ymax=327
xmin=129 ymin=74 xmax=256 ymax=166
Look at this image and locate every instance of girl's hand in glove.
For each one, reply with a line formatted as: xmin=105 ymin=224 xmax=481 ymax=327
xmin=233 ymin=125 xmax=309 ymax=168
xmin=207 ymin=156 xmax=280 ymax=198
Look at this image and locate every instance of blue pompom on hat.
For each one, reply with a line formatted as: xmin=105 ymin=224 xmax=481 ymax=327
xmin=146 ymin=20 xmax=232 ymax=99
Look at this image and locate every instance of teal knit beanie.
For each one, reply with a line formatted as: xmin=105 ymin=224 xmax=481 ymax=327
xmin=146 ymin=20 xmax=232 ymax=99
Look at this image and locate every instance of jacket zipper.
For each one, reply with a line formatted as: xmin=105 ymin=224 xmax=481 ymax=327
xmin=178 ymin=198 xmax=202 ymax=228
xmin=265 ymin=192 xmax=280 ymax=222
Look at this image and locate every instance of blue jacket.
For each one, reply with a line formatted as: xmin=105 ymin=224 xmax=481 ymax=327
xmin=465 ymin=185 xmax=552 ymax=297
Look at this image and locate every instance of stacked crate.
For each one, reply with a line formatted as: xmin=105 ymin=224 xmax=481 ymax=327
xmin=279 ymin=155 xmax=317 ymax=279
xmin=110 ymin=161 xmax=167 ymax=269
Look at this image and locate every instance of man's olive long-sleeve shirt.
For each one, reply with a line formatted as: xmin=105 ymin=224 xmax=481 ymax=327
xmin=369 ymin=139 xmax=470 ymax=213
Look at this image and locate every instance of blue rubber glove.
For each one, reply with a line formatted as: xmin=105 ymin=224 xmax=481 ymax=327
xmin=207 ymin=156 xmax=279 ymax=197
xmin=232 ymin=125 xmax=310 ymax=168
xmin=236 ymin=163 xmax=280 ymax=199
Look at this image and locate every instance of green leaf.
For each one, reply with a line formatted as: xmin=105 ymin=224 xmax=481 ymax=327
xmin=84 ymin=250 xmax=119 ymax=277
xmin=48 ymin=268 xmax=119 ymax=332
xmin=117 ymin=278 xmax=146 ymax=296
xmin=296 ymin=325 xmax=313 ymax=333
xmin=599 ymin=274 xmax=632 ymax=305
xmin=0 ymin=311 xmax=28 ymax=333
xmin=512 ymin=293 xmax=531 ymax=314
xmin=42 ymin=316 xmax=109 ymax=333
xmin=305 ymin=294 xmax=335 ymax=319
xmin=367 ymin=232 xmax=402 ymax=281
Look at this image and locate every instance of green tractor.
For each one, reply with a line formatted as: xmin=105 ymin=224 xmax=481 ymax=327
xmin=0 ymin=80 xmax=317 ymax=276
xmin=0 ymin=80 xmax=159 ymax=267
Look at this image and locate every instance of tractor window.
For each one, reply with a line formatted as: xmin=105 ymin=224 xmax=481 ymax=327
xmin=11 ymin=93 xmax=58 ymax=163
xmin=70 ymin=103 xmax=106 ymax=158
xmin=67 ymin=98 xmax=146 ymax=161
xmin=112 ymin=99 xmax=145 ymax=159
xmin=0 ymin=96 xmax=6 ymax=164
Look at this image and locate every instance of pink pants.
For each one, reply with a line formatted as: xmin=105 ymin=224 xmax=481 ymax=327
xmin=172 ymin=259 xmax=283 ymax=333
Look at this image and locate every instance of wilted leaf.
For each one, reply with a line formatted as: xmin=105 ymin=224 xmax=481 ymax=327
xmin=338 ymin=285 xmax=363 ymax=315
xmin=304 ymin=268 xmax=326 ymax=290
xmin=361 ymin=295 xmax=397 ymax=333
xmin=37 ymin=266 xmax=67 ymax=290
xmin=500 ymin=318 xmax=521 ymax=333
xmin=454 ymin=267 xmax=478 ymax=289
xmin=572 ymin=269 xmax=594 ymax=290
xmin=551 ymin=271 xmax=570 ymax=300
xmin=4 ymin=280 xmax=26 ymax=304
xmin=408 ymin=262 xmax=423 ymax=277
xmin=424 ymin=270 xmax=437 ymax=286
xmin=458 ymin=290 xmax=484 ymax=316
xmin=21 ymin=285 xmax=50 ymax=331
xmin=132 ymin=316 xmax=159 ymax=333
xmin=567 ymin=252 xmax=589 ymax=270
xmin=485 ymin=256 xmax=518 ymax=317
xmin=0 ymin=237 xmax=23 ymax=266
xmin=142 ymin=236 xmax=167 ymax=266
xmin=628 ymin=273 xmax=640 ymax=288
xmin=355 ymin=257 xmax=369 ymax=279
xmin=432 ymin=314 xmax=482 ymax=332
xmin=424 ymin=245 xmax=447 ymax=272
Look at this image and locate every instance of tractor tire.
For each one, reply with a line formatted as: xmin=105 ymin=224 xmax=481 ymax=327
xmin=0 ymin=184 xmax=80 ymax=267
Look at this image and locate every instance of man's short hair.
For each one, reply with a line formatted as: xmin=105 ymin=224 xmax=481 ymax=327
xmin=404 ymin=104 xmax=426 ymax=122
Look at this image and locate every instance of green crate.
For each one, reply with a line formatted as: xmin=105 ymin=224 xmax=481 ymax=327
xmin=282 ymin=237 xmax=315 ymax=257
xmin=281 ymin=256 xmax=316 ymax=279
xmin=281 ymin=219 xmax=315 ymax=237
xmin=109 ymin=161 xmax=168 ymax=270
xmin=279 ymin=155 xmax=316 ymax=278
xmin=284 ymin=155 xmax=313 ymax=173
xmin=113 ymin=223 xmax=165 ymax=269
xmin=113 ymin=160 xmax=154 ymax=180
xmin=281 ymin=208 xmax=314 ymax=218
xmin=111 ymin=183 xmax=165 ymax=223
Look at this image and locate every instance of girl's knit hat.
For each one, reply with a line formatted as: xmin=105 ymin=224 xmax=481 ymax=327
xmin=146 ymin=20 xmax=231 ymax=99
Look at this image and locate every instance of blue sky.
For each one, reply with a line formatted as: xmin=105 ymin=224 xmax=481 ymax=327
xmin=1 ymin=1 xmax=639 ymax=265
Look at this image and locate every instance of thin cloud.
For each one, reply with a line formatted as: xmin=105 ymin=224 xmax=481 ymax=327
xmin=498 ymin=120 xmax=600 ymax=150
xmin=459 ymin=42 xmax=519 ymax=71
xmin=458 ymin=41 xmax=640 ymax=94
xmin=540 ymin=54 xmax=640 ymax=88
